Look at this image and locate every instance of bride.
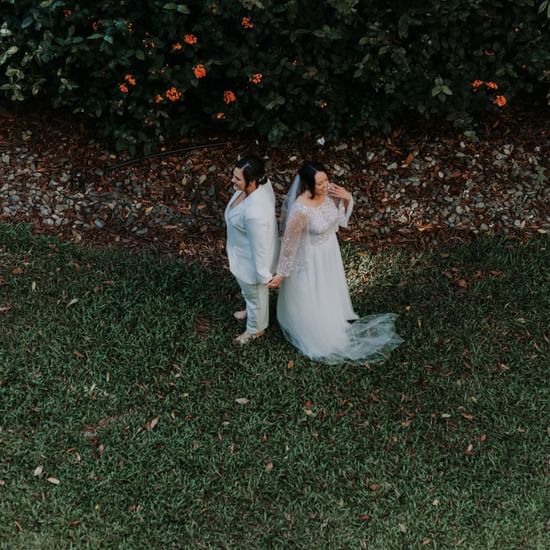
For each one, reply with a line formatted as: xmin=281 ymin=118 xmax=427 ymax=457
xmin=267 ymin=161 xmax=403 ymax=364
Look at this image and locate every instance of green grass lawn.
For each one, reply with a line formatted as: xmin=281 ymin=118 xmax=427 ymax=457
xmin=1 ymin=223 xmax=548 ymax=549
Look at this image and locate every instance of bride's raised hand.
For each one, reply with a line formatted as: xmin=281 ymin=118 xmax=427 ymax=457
xmin=328 ymin=183 xmax=351 ymax=201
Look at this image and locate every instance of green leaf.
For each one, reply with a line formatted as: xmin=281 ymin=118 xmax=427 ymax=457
xmin=398 ymin=14 xmax=409 ymax=38
xmin=21 ymin=16 xmax=34 ymax=29
xmin=265 ymin=95 xmax=285 ymax=110
xmin=176 ymin=5 xmax=190 ymax=14
xmin=162 ymin=2 xmax=177 ymax=9
xmin=135 ymin=50 xmax=145 ymax=60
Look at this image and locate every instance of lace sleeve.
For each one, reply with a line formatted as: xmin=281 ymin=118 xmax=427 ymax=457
xmin=337 ymin=194 xmax=354 ymax=228
xmin=276 ymin=206 xmax=308 ymax=277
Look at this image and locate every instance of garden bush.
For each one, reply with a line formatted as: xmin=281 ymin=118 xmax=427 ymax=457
xmin=1 ymin=0 xmax=549 ymax=152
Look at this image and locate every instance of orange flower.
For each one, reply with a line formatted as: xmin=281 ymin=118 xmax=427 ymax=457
xmin=193 ymin=64 xmax=206 ymax=79
xmin=224 ymin=90 xmax=237 ymax=104
xmin=216 ymin=112 xmax=225 ymax=119
xmin=119 ymin=84 xmax=129 ymax=93
xmin=241 ymin=16 xmax=254 ymax=29
xmin=494 ymin=95 xmax=507 ymax=107
xmin=172 ymin=42 xmax=183 ymax=51
xmin=319 ymin=100 xmax=328 ymax=109
xmin=485 ymin=81 xmax=498 ymax=90
xmin=184 ymin=34 xmax=198 ymax=45
xmin=92 ymin=21 xmax=101 ymax=32
xmin=249 ymin=73 xmax=263 ymax=84
xmin=166 ymin=87 xmax=183 ymax=102
xmin=155 ymin=94 xmax=164 ymax=104
xmin=124 ymin=74 xmax=136 ymax=86
xmin=126 ymin=20 xmax=134 ymax=33
xmin=63 ymin=9 xmax=72 ymax=18
xmin=471 ymin=80 xmax=483 ymax=89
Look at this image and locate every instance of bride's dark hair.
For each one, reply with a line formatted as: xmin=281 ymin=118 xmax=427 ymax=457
xmin=235 ymin=155 xmax=267 ymax=187
xmin=298 ymin=161 xmax=328 ymax=198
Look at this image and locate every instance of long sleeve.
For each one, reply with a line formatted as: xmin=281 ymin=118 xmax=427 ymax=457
xmin=276 ymin=208 xmax=308 ymax=277
xmin=337 ymin=194 xmax=354 ymax=228
xmin=246 ymin=215 xmax=274 ymax=284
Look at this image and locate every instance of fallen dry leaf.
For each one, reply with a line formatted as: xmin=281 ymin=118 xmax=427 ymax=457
xmin=287 ymin=359 xmax=294 ymax=369
xmin=416 ymin=223 xmax=433 ymax=232
xmin=454 ymin=278 xmax=468 ymax=289
xmin=235 ymin=398 xmax=250 ymax=405
xmin=11 ymin=267 xmax=24 ymax=275
xmin=145 ymin=416 xmax=160 ymax=430
xmin=33 ymin=465 xmax=44 ymax=477
xmin=66 ymin=298 xmax=79 ymax=308
xmin=47 ymin=477 xmax=60 ymax=485
xmin=402 ymin=151 xmax=415 ymax=167
xmin=265 ymin=461 xmax=274 ymax=472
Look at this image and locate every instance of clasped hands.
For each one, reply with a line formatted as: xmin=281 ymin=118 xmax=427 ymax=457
xmin=267 ymin=274 xmax=284 ymax=289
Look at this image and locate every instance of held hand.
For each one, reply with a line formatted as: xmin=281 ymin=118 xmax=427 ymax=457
xmin=328 ymin=183 xmax=351 ymax=202
xmin=267 ymin=274 xmax=284 ymax=289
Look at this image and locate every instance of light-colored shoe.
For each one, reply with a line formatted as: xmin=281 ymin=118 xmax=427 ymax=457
xmin=233 ymin=309 xmax=247 ymax=321
xmin=234 ymin=330 xmax=265 ymax=346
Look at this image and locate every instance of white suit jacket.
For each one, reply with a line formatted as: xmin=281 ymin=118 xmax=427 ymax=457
xmin=225 ymin=180 xmax=279 ymax=285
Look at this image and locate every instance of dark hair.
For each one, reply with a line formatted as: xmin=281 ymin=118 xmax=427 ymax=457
xmin=298 ymin=161 xmax=328 ymax=198
xmin=234 ymin=155 xmax=266 ymax=187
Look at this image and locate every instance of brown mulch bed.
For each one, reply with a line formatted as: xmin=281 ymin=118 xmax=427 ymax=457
xmin=1 ymin=102 xmax=548 ymax=270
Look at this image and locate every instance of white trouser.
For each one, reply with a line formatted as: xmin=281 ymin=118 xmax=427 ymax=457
xmin=235 ymin=277 xmax=269 ymax=333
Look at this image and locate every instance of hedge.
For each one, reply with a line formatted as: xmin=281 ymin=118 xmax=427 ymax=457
xmin=1 ymin=0 xmax=549 ymax=152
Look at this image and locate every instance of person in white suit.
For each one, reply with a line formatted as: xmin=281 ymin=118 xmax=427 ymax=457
xmin=224 ymin=155 xmax=279 ymax=345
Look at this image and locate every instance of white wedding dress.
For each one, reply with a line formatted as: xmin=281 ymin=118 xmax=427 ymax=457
xmin=276 ymin=194 xmax=403 ymax=364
